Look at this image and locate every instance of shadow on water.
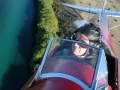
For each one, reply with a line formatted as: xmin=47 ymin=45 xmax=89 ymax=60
xmin=1 ymin=64 xmax=32 ymax=90
xmin=1 ymin=0 xmax=37 ymax=90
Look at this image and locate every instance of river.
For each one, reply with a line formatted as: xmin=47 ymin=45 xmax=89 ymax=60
xmin=0 ymin=0 xmax=37 ymax=89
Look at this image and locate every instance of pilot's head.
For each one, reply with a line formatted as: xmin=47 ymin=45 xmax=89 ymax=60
xmin=71 ymin=23 xmax=101 ymax=56
xmin=72 ymin=32 xmax=89 ymax=56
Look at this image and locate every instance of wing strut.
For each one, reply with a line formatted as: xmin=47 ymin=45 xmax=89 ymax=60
xmin=98 ymin=0 xmax=107 ymax=21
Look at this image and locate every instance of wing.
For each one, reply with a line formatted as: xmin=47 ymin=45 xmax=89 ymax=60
xmin=62 ymin=3 xmax=120 ymax=17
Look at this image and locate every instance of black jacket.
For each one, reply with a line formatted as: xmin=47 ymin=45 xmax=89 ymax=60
xmin=53 ymin=44 xmax=99 ymax=68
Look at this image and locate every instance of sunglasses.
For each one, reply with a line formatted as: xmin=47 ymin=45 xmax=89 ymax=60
xmin=72 ymin=34 xmax=88 ymax=48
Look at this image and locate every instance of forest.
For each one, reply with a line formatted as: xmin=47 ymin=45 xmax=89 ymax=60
xmin=29 ymin=0 xmax=58 ymax=69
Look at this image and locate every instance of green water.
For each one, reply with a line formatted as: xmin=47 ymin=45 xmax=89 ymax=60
xmin=0 ymin=0 xmax=36 ymax=89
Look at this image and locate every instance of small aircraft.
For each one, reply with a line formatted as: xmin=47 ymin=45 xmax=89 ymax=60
xmin=22 ymin=0 xmax=119 ymax=90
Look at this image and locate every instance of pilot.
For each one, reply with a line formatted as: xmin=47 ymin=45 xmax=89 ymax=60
xmin=54 ymin=23 xmax=101 ymax=68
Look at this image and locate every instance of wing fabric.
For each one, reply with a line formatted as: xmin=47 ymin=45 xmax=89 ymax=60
xmin=62 ymin=3 xmax=120 ymax=17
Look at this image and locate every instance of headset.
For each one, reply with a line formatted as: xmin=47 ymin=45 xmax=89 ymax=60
xmin=71 ymin=23 xmax=102 ymax=48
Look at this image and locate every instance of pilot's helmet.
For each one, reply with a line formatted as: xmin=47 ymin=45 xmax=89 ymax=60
xmin=71 ymin=23 xmax=102 ymax=47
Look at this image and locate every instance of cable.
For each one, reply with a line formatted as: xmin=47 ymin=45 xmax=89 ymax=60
xmin=72 ymin=8 xmax=84 ymax=20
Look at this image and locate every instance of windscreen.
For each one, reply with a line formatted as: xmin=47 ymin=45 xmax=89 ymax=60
xmin=41 ymin=38 xmax=99 ymax=87
xmin=96 ymin=51 xmax=108 ymax=89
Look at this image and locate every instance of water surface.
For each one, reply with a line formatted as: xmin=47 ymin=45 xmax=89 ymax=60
xmin=0 ymin=0 xmax=36 ymax=89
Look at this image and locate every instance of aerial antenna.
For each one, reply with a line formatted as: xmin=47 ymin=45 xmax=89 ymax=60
xmin=110 ymin=1 xmax=120 ymax=30
xmin=110 ymin=24 xmax=120 ymax=30
xmin=88 ymin=1 xmax=99 ymax=21
xmin=98 ymin=0 xmax=107 ymax=22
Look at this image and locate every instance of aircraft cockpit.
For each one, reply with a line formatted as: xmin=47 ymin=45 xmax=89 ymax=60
xmin=32 ymin=38 xmax=109 ymax=90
